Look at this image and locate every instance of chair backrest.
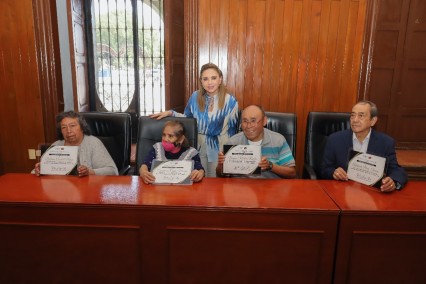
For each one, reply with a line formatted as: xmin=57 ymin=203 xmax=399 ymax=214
xmin=264 ymin=111 xmax=297 ymax=159
xmin=81 ymin=112 xmax=132 ymax=175
xmin=304 ymin=111 xmax=351 ymax=179
xmin=237 ymin=110 xmax=297 ymax=158
xmin=135 ymin=116 xmax=198 ymax=173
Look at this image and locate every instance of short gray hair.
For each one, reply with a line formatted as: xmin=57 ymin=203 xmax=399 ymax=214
xmin=357 ymin=100 xmax=378 ymax=118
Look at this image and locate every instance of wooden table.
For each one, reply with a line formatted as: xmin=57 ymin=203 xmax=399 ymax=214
xmin=320 ymin=180 xmax=426 ymax=284
xmin=0 ymin=174 xmax=339 ymax=284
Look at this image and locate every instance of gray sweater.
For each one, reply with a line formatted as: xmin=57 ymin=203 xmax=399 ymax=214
xmin=53 ymin=135 xmax=118 ymax=175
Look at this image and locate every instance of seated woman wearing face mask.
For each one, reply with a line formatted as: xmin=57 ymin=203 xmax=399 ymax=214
xmin=139 ymin=120 xmax=205 ymax=184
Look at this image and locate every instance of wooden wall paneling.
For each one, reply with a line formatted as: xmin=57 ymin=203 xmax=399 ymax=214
xmin=242 ymin=0 xmax=256 ymax=106
xmin=259 ymin=0 xmax=274 ymax=109
xmin=335 ymin=0 xmax=351 ymax=110
xmin=217 ymin=0 xmax=230 ymax=70
xmin=322 ymin=1 xmax=343 ymax=110
xmin=310 ymin=0 xmax=332 ymax=111
xmin=165 ymin=0 xmax=186 ymax=111
xmin=0 ymin=0 xmax=47 ymax=173
xmin=351 ymin=0 xmax=367 ymax=100
xmin=341 ymin=1 xmax=360 ymax=105
xmin=296 ymin=0 xmax=365 ymax=173
xmin=361 ymin=0 xmax=426 ymax=148
xmin=33 ymin=0 xmax=63 ymax=143
xmin=395 ymin=0 xmax=426 ymax=146
xmin=294 ymin=0 xmax=312 ymax=117
xmin=279 ymin=0 xmax=297 ymax=113
xmin=226 ymin=0 xmax=248 ymax=106
xmin=269 ymin=0 xmax=285 ymax=112
xmin=302 ymin=0 xmax=322 ymax=114
xmin=250 ymin=0 xmax=268 ymax=106
xmin=186 ymin=0 xmax=367 ymax=175
xmin=296 ymin=0 xmax=314 ymax=149
xmin=198 ymin=0 xmax=211 ymax=66
xmin=361 ymin=0 xmax=393 ymax=125
xmin=6 ymin=0 xmax=42 ymax=172
xmin=207 ymin=0 xmax=220 ymax=64
xmin=375 ymin=0 xmax=409 ymax=133
xmin=184 ymin=0 xmax=198 ymax=100
xmin=294 ymin=0 xmax=316 ymax=169
xmin=297 ymin=0 xmax=325 ymax=167
xmin=358 ymin=0 xmax=377 ymax=102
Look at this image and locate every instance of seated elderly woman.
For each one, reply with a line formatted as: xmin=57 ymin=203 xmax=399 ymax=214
xmin=33 ymin=110 xmax=118 ymax=176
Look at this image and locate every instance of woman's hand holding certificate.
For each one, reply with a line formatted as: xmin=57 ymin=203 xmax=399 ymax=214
xmin=151 ymin=160 xmax=194 ymax=185
xmin=40 ymin=146 xmax=79 ymax=175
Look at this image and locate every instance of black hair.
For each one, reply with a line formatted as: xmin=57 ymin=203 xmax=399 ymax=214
xmin=56 ymin=110 xmax=91 ymax=140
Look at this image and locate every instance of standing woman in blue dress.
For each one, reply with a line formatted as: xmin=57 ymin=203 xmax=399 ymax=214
xmin=151 ymin=63 xmax=239 ymax=177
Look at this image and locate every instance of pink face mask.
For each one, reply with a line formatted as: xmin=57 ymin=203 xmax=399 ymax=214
xmin=162 ymin=140 xmax=181 ymax=153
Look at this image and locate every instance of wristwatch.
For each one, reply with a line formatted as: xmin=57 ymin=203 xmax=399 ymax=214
xmin=267 ymin=160 xmax=273 ymax=171
xmin=395 ymin=181 xmax=402 ymax=191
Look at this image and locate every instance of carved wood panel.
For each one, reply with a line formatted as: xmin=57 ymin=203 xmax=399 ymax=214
xmin=362 ymin=0 xmax=426 ymax=148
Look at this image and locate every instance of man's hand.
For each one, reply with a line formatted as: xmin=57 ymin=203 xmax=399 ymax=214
xmin=380 ymin=176 xmax=397 ymax=192
xmin=333 ymin=167 xmax=348 ymax=181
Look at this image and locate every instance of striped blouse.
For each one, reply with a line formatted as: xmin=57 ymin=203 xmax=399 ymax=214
xmin=172 ymin=91 xmax=239 ymax=162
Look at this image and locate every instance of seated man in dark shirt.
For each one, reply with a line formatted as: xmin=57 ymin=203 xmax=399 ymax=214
xmin=322 ymin=100 xmax=407 ymax=192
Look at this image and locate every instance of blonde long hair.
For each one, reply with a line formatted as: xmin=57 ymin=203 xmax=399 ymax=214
xmin=197 ymin=63 xmax=227 ymax=112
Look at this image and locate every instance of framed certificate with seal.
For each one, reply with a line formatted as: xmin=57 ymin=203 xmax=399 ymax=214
xmin=347 ymin=151 xmax=386 ymax=188
xmin=223 ymin=145 xmax=261 ymax=176
xmin=40 ymin=145 xmax=79 ymax=175
xmin=151 ymin=160 xmax=194 ymax=185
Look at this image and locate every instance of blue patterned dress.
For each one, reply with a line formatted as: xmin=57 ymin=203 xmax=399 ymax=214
xmin=173 ymin=91 xmax=239 ymax=162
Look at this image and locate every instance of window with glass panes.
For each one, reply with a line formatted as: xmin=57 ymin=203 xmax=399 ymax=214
xmin=88 ymin=0 xmax=165 ymax=115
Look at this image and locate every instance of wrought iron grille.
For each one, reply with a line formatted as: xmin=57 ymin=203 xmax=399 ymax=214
xmin=89 ymin=0 xmax=164 ymax=115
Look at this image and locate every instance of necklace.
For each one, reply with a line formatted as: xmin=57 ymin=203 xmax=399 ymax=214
xmin=208 ymin=96 xmax=215 ymax=112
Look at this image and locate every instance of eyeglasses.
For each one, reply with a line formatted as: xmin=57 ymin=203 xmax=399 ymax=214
xmin=241 ymin=118 xmax=262 ymax=127
xmin=350 ymin=113 xmax=369 ymax=121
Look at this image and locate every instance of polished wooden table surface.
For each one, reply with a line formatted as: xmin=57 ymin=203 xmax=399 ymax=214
xmin=320 ymin=179 xmax=426 ymax=212
xmin=0 ymin=173 xmax=340 ymax=210
xmin=320 ymin=180 xmax=426 ymax=284
xmin=0 ymin=174 xmax=339 ymax=284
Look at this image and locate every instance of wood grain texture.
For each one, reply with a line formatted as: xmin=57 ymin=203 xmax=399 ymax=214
xmin=0 ymin=0 xmax=53 ymax=173
xmin=0 ymin=174 xmax=340 ymax=283
xmin=188 ymin=0 xmax=367 ymax=174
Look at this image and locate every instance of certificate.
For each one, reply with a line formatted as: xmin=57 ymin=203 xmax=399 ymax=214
xmin=151 ymin=160 xmax=194 ymax=185
xmin=347 ymin=151 xmax=386 ymax=187
xmin=223 ymin=145 xmax=261 ymax=176
xmin=40 ymin=145 xmax=79 ymax=175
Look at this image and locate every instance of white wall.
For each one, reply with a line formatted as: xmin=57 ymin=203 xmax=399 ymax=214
xmin=56 ymin=0 xmax=74 ymax=110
